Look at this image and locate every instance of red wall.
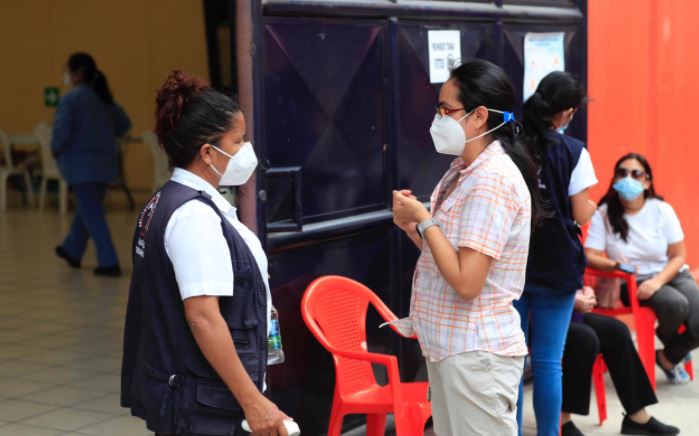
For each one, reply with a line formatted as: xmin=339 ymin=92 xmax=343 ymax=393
xmin=588 ymin=0 xmax=699 ymax=268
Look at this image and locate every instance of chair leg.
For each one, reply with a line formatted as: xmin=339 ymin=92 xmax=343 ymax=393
xmin=366 ymin=413 xmax=387 ymax=436
xmin=327 ymin=400 xmax=344 ymax=436
xmin=635 ymin=311 xmax=657 ymax=390
xmin=0 ymin=175 xmax=7 ymax=211
xmin=592 ymin=356 xmax=607 ymax=426
xmin=393 ymin=405 xmax=426 ymax=436
xmin=685 ymin=359 xmax=694 ymax=381
xmin=22 ymin=171 xmax=34 ymax=207
xmin=39 ymin=177 xmax=47 ymax=212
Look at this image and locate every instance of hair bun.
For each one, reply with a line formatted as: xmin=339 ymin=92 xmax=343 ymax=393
xmin=155 ymin=70 xmax=210 ymax=143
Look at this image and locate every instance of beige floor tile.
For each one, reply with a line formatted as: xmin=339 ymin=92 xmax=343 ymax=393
xmin=0 ymin=399 xmax=57 ymax=422
xmin=0 ymin=423 xmax=63 ymax=436
xmin=18 ymin=349 xmax=88 ymax=366
xmin=21 ymin=334 xmax=82 ymax=350
xmin=69 ymin=373 xmax=120 ymax=393
xmin=18 ymin=366 xmax=99 ymax=385
xmin=19 ymin=408 xmax=113 ymax=432
xmin=76 ymin=414 xmax=150 ymax=436
xmin=19 ymin=386 xmax=106 ymax=407
xmin=0 ymin=328 xmax=42 ymax=343
xmin=0 ymin=343 xmax=48 ymax=360
xmin=0 ymin=359 xmax=51 ymax=379
xmin=72 ymin=393 xmax=125 ymax=415
xmin=66 ymin=356 xmax=121 ymax=372
xmin=19 ymin=321 xmax=74 ymax=335
xmin=0 ymin=379 xmax=55 ymax=399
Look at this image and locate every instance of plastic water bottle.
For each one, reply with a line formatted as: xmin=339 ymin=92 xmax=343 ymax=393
xmin=267 ymin=306 xmax=285 ymax=365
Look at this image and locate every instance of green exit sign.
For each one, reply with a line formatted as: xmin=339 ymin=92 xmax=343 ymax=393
xmin=44 ymin=87 xmax=60 ymax=107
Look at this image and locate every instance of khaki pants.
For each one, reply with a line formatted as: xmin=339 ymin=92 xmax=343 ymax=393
xmin=426 ymin=351 xmax=523 ymax=436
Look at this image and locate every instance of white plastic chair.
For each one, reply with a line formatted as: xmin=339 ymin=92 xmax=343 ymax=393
xmin=0 ymin=129 xmax=36 ymax=211
xmin=32 ymin=122 xmax=68 ymax=214
xmin=142 ymin=130 xmax=170 ymax=192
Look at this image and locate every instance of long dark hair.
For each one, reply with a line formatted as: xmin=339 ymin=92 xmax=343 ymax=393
xmin=155 ymin=70 xmax=241 ymax=169
xmin=600 ymin=153 xmax=663 ymax=242
xmin=522 ymin=71 xmax=586 ymax=161
xmin=449 ymin=59 xmax=543 ymax=227
xmin=68 ymin=52 xmax=114 ymax=105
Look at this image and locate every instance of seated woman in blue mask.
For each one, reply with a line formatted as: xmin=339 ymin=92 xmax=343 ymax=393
xmin=585 ymin=153 xmax=699 ymax=384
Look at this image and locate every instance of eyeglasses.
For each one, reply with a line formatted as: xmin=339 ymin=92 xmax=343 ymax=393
xmin=435 ymin=105 xmax=466 ymax=119
xmin=615 ymin=168 xmax=646 ymax=180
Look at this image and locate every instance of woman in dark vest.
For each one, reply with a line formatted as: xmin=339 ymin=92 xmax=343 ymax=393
xmin=121 ymin=71 xmax=292 ymax=435
xmin=514 ymin=71 xmax=599 ymax=436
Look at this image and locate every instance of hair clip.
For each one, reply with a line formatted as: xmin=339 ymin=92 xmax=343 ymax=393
xmin=503 ymin=112 xmax=515 ymax=123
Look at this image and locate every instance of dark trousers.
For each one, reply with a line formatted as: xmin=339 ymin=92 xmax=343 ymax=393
xmin=562 ymin=313 xmax=657 ymax=416
xmin=623 ymin=270 xmax=699 ymax=364
xmin=61 ymin=183 xmax=119 ymax=267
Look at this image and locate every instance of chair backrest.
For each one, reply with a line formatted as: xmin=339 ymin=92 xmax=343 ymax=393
xmin=142 ymin=130 xmax=171 ymax=191
xmin=32 ymin=122 xmax=59 ymax=176
xmin=0 ymin=129 xmax=14 ymax=170
xmin=301 ymin=275 xmax=389 ymax=394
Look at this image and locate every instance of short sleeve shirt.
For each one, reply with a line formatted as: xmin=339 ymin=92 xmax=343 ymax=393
xmin=585 ymin=199 xmax=684 ymax=276
xmin=568 ymin=147 xmax=598 ymax=196
xmin=164 ymin=168 xmax=272 ymax=328
xmin=410 ymin=141 xmax=531 ymax=362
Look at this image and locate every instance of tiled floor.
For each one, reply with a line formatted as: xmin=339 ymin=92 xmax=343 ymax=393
xmin=1 ymin=207 xmax=698 ymax=435
xmin=0 ymin=209 xmax=150 ymax=436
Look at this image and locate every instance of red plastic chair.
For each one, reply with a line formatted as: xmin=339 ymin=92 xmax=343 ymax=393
xmin=585 ymin=268 xmax=658 ymax=390
xmin=301 ymin=275 xmax=432 ymax=436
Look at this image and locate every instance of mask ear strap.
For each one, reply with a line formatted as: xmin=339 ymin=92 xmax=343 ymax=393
xmin=210 ymin=144 xmax=234 ymax=159
xmin=464 ymin=110 xmax=515 ymax=144
xmin=456 ymin=110 xmax=473 ymax=123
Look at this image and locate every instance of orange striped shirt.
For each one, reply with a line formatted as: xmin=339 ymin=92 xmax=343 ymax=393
xmin=410 ymin=140 xmax=531 ymax=361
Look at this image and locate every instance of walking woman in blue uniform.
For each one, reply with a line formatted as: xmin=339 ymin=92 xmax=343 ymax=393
xmin=52 ymin=52 xmax=131 ymax=276
xmin=121 ymin=71 xmax=292 ymax=436
xmin=514 ymin=71 xmax=598 ymax=436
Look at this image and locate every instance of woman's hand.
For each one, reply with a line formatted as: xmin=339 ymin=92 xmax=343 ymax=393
xmin=638 ymin=277 xmax=663 ymax=300
xmin=392 ymin=190 xmax=431 ymax=225
xmin=242 ymin=394 xmax=290 ymax=436
xmin=392 ymin=190 xmax=419 ymax=233
xmin=574 ymin=286 xmax=597 ymax=313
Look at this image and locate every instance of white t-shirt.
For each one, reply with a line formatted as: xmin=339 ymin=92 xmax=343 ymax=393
xmin=584 ymin=198 xmax=685 ymax=276
xmin=165 ymin=168 xmax=272 ymax=327
xmin=568 ymin=147 xmax=598 ymax=196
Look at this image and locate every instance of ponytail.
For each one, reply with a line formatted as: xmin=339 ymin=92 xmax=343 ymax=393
xmin=91 ymin=70 xmax=114 ymax=105
xmin=522 ymin=71 xmax=585 ymax=162
xmin=67 ymin=52 xmax=115 ymax=105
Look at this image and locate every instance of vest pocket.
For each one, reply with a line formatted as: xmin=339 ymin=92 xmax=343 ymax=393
xmin=186 ymin=383 xmax=243 ymax=435
xmin=183 ymin=354 xmax=252 ymax=435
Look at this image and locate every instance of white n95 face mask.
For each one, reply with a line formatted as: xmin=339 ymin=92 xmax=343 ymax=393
xmin=210 ymin=141 xmax=258 ymax=186
xmin=429 ymin=109 xmax=515 ymax=156
xmin=63 ymin=72 xmax=72 ymax=87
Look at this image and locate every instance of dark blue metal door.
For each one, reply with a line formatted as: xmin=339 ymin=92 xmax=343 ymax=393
xmin=250 ymin=2 xmax=587 ymax=434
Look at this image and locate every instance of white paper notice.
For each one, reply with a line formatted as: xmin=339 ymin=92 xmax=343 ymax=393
xmin=523 ymin=32 xmax=565 ymax=101
xmin=428 ymin=30 xmax=461 ymax=84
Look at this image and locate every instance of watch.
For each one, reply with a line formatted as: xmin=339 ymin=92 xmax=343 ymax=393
xmin=416 ymin=218 xmax=439 ymax=239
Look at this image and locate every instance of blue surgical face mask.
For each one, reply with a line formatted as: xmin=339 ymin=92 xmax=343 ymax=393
xmin=557 ymin=113 xmax=575 ymax=135
xmin=613 ymin=177 xmax=645 ymax=201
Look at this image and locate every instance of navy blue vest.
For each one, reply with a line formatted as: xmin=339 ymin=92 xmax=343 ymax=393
xmin=525 ymin=131 xmax=587 ymax=294
xmin=121 ymin=181 xmax=268 ymax=435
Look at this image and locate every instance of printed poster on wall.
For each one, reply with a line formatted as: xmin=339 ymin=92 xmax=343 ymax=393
xmin=523 ymin=32 xmax=565 ymax=101
xmin=428 ymin=30 xmax=461 ymax=84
